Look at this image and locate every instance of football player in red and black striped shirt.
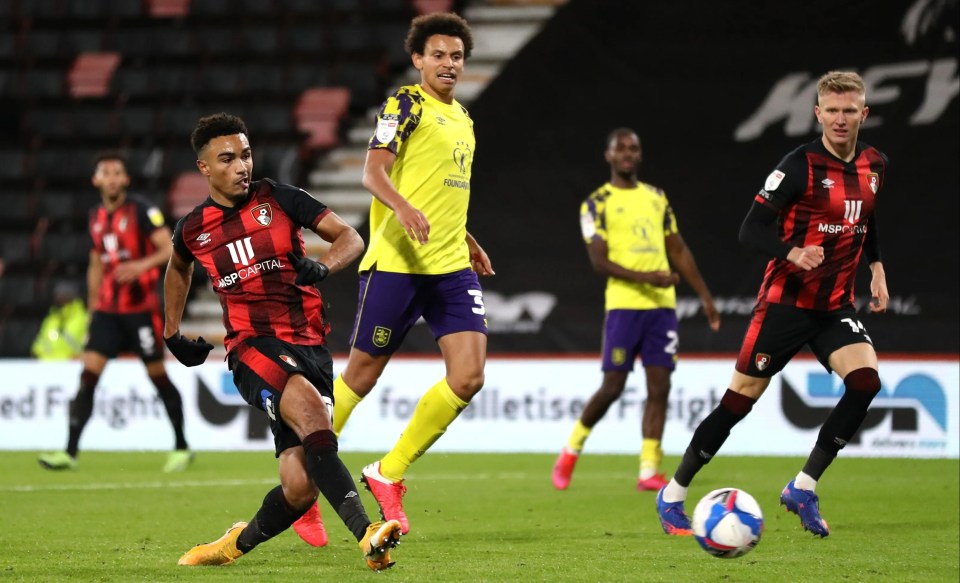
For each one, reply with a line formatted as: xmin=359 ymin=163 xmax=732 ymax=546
xmin=657 ymin=72 xmax=890 ymax=538
xmin=38 ymin=152 xmax=193 ymax=474
xmin=164 ymin=113 xmax=401 ymax=570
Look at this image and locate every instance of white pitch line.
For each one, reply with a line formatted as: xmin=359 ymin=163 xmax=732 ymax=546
xmin=3 ymin=471 xmax=629 ymax=493
xmin=3 ymin=478 xmax=278 ymax=493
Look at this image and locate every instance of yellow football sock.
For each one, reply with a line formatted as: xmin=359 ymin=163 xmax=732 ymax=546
xmin=379 ymin=378 xmax=467 ymax=481
xmin=565 ymin=419 xmax=592 ymax=454
xmin=332 ymin=375 xmax=364 ymax=438
xmin=639 ymin=438 xmax=663 ymax=479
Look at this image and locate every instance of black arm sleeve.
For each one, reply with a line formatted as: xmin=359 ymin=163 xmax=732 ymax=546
xmin=738 ymin=201 xmax=793 ymax=260
xmin=269 ymin=180 xmax=329 ymax=229
xmin=171 ymin=216 xmax=195 ymax=262
xmin=862 ymin=210 xmax=882 ymax=264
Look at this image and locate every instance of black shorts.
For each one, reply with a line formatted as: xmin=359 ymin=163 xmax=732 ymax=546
xmin=228 ymin=336 xmax=334 ymax=457
xmin=735 ymin=301 xmax=873 ymax=377
xmin=85 ymin=310 xmax=164 ymax=362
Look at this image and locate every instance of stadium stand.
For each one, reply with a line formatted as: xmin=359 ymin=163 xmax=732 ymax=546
xmin=0 ymin=0 xmax=455 ymax=356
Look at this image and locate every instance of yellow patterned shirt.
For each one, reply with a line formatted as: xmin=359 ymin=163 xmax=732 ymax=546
xmin=580 ymin=182 xmax=678 ymax=310
xmin=360 ymin=84 xmax=474 ymax=274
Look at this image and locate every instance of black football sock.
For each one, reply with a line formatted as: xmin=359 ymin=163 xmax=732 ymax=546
xmin=66 ymin=370 xmax=99 ymax=457
xmin=150 ymin=373 xmax=189 ymax=450
xmin=236 ymin=485 xmax=304 ymax=553
xmin=302 ymin=430 xmax=370 ymax=541
xmin=674 ymin=389 xmax=756 ymax=487
xmin=802 ymin=368 xmax=881 ymax=480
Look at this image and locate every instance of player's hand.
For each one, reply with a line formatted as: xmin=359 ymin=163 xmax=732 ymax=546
xmin=395 ymin=201 xmax=430 ymax=244
xmin=467 ymin=238 xmax=495 ymax=276
xmin=164 ymin=331 xmax=213 ymax=367
xmin=643 ymin=271 xmax=680 ymax=287
xmin=114 ymin=259 xmax=147 ymax=284
xmin=702 ymin=297 xmax=721 ymax=331
xmin=787 ymin=245 xmax=824 ymax=271
xmin=869 ymin=264 xmax=889 ymax=313
xmin=287 ymin=252 xmax=329 ymax=285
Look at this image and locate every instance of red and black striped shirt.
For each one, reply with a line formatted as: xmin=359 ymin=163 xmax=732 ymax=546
xmin=753 ymin=139 xmax=887 ymax=311
xmin=172 ymin=179 xmax=331 ymax=353
xmin=89 ymin=196 xmax=166 ymax=313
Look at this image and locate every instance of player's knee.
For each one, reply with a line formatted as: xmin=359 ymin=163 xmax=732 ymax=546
xmin=281 ymin=479 xmax=318 ymax=511
xmin=843 ymin=367 xmax=881 ymax=397
xmin=449 ymin=371 xmax=484 ymax=399
xmin=341 ymin=366 xmax=381 ymax=396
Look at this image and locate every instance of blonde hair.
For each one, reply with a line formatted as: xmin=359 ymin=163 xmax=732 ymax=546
xmin=817 ymin=71 xmax=865 ymax=97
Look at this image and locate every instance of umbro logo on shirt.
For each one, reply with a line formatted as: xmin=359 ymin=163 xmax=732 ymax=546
xmin=197 ymin=233 xmax=212 ymax=246
xmin=821 ymin=178 xmax=835 ymax=189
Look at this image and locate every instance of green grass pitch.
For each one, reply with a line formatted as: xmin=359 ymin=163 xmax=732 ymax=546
xmin=1 ymin=451 xmax=957 ymax=582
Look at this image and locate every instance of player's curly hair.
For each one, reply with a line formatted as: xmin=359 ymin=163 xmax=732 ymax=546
xmin=405 ymin=12 xmax=473 ymax=58
xmin=190 ymin=113 xmax=249 ymax=154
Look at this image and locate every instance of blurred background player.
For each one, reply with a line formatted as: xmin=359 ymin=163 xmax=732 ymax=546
xmin=165 ymin=113 xmax=401 ymax=570
xmin=552 ymin=129 xmax=720 ymax=492
xmin=309 ymin=12 xmax=494 ymax=537
xmin=38 ymin=152 xmax=192 ymax=472
xmin=656 ymin=71 xmax=889 ymax=538
xmin=31 ymin=281 xmax=88 ymax=361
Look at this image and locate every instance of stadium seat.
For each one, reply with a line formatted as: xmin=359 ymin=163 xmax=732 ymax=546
xmin=0 ymin=236 xmax=33 ymax=265
xmin=294 ymin=87 xmax=351 ymax=151
xmin=0 ymin=275 xmax=38 ymax=308
xmin=0 ymin=151 xmax=26 ymax=179
xmin=24 ymin=30 xmax=62 ymax=58
xmin=38 ymin=191 xmax=78 ymax=221
xmin=23 ymin=70 xmax=64 ymax=98
xmin=146 ymin=0 xmax=191 ymax=18
xmin=295 ymin=87 xmax=351 ymax=122
xmin=167 ymin=172 xmax=210 ymax=219
xmin=118 ymin=106 xmax=157 ymax=136
xmin=413 ymin=0 xmax=453 ymax=15
xmin=67 ymin=52 xmax=121 ymax=98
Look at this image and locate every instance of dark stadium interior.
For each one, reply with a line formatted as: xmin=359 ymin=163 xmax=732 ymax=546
xmin=0 ymin=0 xmax=957 ymax=356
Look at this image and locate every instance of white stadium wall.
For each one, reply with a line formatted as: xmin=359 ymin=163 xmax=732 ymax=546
xmin=1 ymin=357 xmax=957 ymax=458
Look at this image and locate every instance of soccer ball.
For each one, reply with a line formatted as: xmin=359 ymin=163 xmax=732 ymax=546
xmin=692 ymin=488 xmax=764 ymax=559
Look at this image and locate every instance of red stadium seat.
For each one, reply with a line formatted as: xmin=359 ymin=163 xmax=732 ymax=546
xmin=67 ymin=52 xmax=121 ymax=98
xmin=412 ymin=0 xmax=453 ymax=15
xmin=294 ymin=87 xmax=350 ymax=151
xmin=146 ymin=0 xmax=191 ymax=18
xmin=167 ymin=172 xmax=210 ymax=219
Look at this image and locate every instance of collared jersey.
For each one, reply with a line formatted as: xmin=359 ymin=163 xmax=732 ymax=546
xmin=753 ymin=139 xmax=887 ymax=310
xmin=361 ymin=84 xmax=474 ymax=275
xmin=172 ymin=179 xmax=331 ymax=353
xmin=89 ymin=195 xmax=166 ymax=313
xmin=580 ymin=182 xmax=678 ymax=310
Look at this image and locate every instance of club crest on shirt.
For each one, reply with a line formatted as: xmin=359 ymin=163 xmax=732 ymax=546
xmin=755 ymin=353 xmax=771 ymax=371
xmin=376 ymin=114 xmax=399 ymax=143
xmin=251 ymin=203 xmax=272 ymax=226
xmin=764 ymin=170 xmax=785 ymax=191
xmin=373 ymin=326 xmax=392 ymax=348
xmin=867 ymin=173 xmax=879 ymax=194
xmin=279 ymin=354 xmax=298 ymax=368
